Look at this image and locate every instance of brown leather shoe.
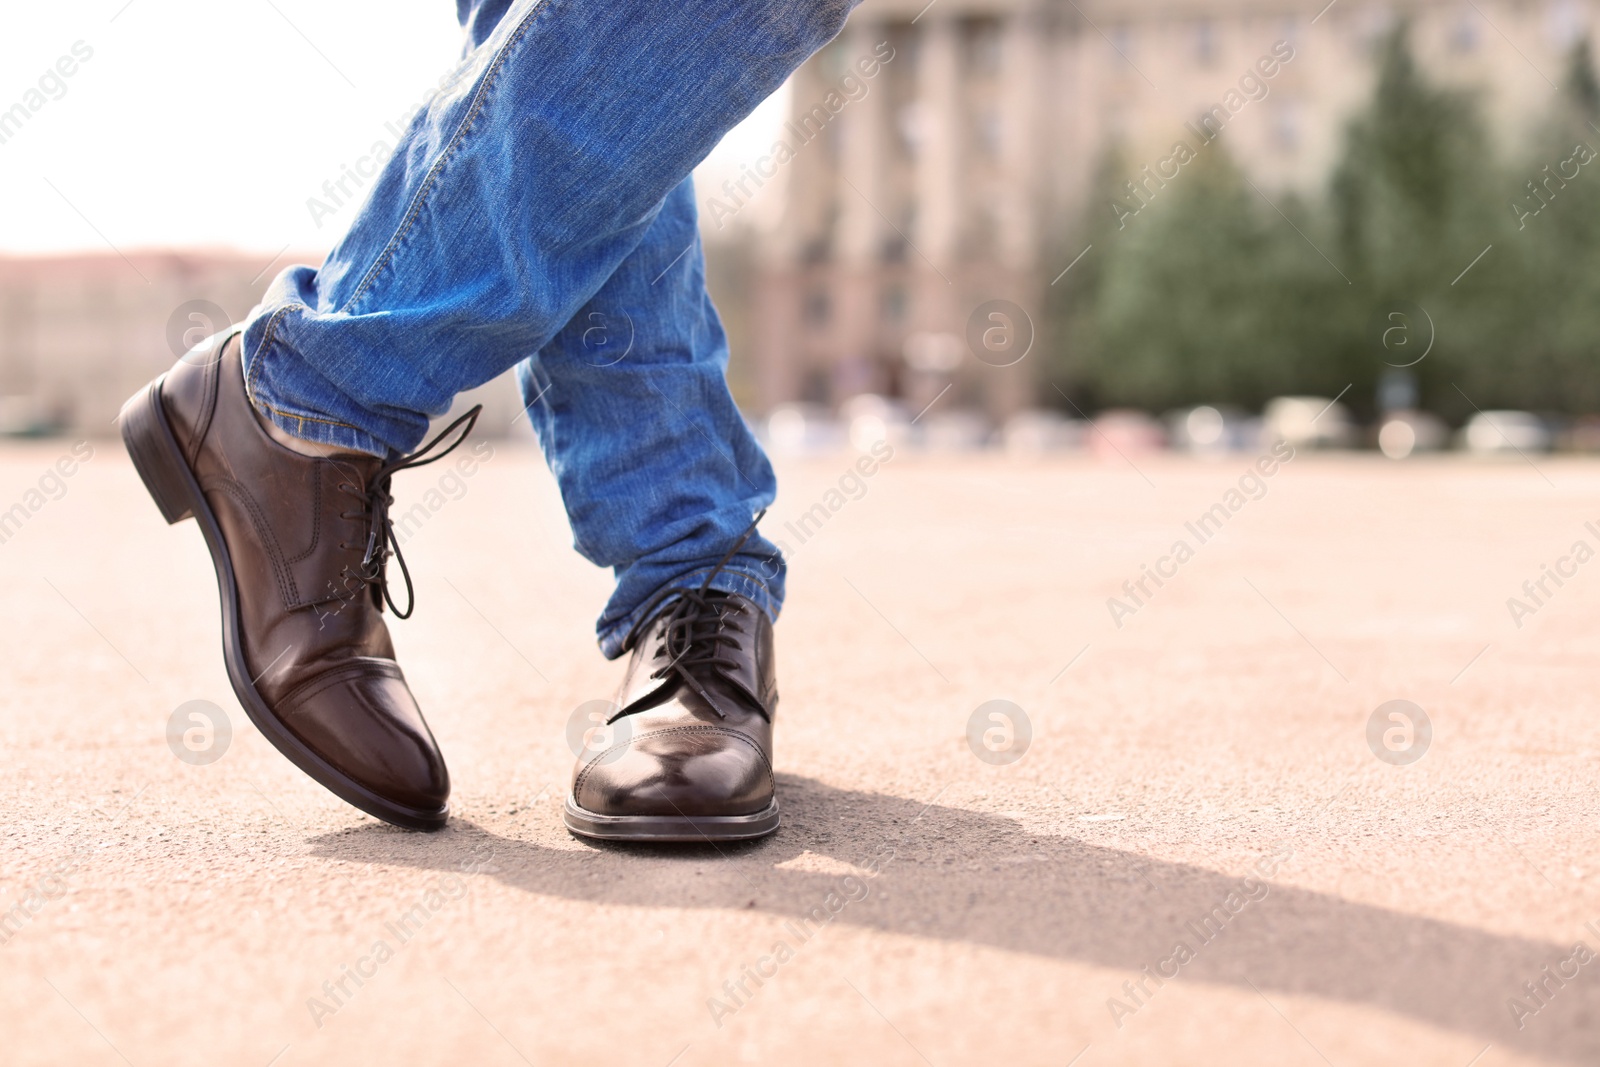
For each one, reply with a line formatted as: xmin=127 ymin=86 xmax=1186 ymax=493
xmin=119 ymin=330 xmax=478 ymax=830
xmin=565 ymin=584 xmax=781 ymax=843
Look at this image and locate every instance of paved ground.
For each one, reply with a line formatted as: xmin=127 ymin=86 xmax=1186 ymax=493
xmin=4 ymin=437 xmax=1600 ymax=1066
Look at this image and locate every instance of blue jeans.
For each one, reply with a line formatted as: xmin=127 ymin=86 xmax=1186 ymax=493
xmin=240 ymin=0 xmax=856 ymax=656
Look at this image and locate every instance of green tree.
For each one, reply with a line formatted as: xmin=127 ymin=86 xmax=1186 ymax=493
xmin=1328 ymin=22 xmax=1514 ymax=421
xmin=1498 ymin=41 xmax=1600 ymax=414
xmin=1048 ymin=139 xmax=1348 ymax=413
xmin=1040 ymin=146 xmax=1125 ymax=409
xmin=1044 ymin=24 xmax=1600 ymax=422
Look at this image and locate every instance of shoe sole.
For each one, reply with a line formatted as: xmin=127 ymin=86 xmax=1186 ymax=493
xmin=119 ymin=377 xmax=449 ymax=832
xmin=563 ymin=796 xmax=780 ymax=842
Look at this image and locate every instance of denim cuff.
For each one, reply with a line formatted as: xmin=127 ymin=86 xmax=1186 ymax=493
xmin=242 ymin=305 xmax=396 ymax=459
xmin=596 ymin=563 xmax=783 ymax=661
xmin=249 ymin=396 xmax=391 ymax=458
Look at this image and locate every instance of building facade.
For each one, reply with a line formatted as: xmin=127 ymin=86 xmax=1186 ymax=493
xmin=1 ymin=1 xmax=1594 ymax=436
xmin=744 ymin=0 xmax=1595 ymax=417
xmin=0 ymin=252 xmax=523 ymax=437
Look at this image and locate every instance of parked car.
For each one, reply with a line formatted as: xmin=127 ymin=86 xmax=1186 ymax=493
xmin=921 ymin=411 xmax=992 ymax=451
xmin=1262 ymin=396 xmax=1352 ymax=449
xmin=1165 ymin=405 xmax=1259 ymax=453
xmin=1001 ymin=410 xmax=1087 ymax=455
xmin=764 ymin=403 xmax=843 ymax=455
xmin=1089 ymin=409 xmax=1165 ymax=460
xmin=1376 ymin=411 xmax=1447 ymax=459
xmin=1458 ymin=410 xmax=1551 ymax=455
xmin=839 ymin=394 xmax=913 ymax=453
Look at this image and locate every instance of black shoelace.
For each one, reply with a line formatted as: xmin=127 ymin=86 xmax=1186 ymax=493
xmin=334 ymin=405 xmax=482 ymax=619
xmin=628 ymin=509 xmax=768 ymax=720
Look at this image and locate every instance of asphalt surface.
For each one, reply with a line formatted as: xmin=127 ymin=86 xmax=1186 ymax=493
xmin=3 ymin=439 xmax=1600 ymax=1066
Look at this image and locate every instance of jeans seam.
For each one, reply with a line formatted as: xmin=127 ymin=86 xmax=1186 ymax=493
xmin=247 ymin=302 xmax=372 ymax=436
xmin=338 ymin=0 xmax=557 ymax=314
xmin=244 ymin=303 xmax=295 ymax=410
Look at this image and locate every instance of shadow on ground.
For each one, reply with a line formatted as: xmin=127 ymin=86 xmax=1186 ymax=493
xmin=308 ymin=775 xmax=1593 ymax=1063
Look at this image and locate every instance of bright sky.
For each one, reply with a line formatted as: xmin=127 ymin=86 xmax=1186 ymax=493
xmin=0 ymin=0 xmax=786 ymax=255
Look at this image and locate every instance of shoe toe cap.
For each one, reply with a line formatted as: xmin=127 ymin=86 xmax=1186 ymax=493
xmin=278 ymin=668 xmax=450 ymax=815
xmin=574 ymin=725 xmax=772 ymax=818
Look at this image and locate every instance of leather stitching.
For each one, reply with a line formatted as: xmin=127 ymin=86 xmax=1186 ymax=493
xmin=574 ymin=724 xmax=774 ymax=800
xmin=275 ymin=659 xmax=404 ymax=714
xmin=187 ymin=345 xmax=221 ymax=468
xmin=281 ymin=470 xmax=321 ymax=565
xmin=210 ymin=479 xmax=301 ymax=607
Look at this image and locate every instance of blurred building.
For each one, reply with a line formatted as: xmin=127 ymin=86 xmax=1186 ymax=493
xmin=0 ymin=252 xmax=520 ymax=437
xmin=0 ymin=253 xmax=269 ymax=435
xmin=2 ymin=0 xmax=1595 ymax=435
xmin=745 ymin=0 xmax=1596 ymax=417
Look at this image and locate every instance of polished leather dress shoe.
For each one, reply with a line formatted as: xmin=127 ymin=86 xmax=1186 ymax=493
xmin=565 ymin=584 xmax=781 ymax=843
xmin=119 ymin=330 xmax=478 ymax=830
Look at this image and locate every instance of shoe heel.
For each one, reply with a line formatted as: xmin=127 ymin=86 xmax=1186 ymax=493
xmin=119 ymin=381 xmax=195 ymax=525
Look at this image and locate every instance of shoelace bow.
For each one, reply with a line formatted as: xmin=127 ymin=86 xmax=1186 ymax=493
xmin=333 ymin=405 xmax=482 ymax=619
xmin=629 ymin=509 xmax=768 ymax=720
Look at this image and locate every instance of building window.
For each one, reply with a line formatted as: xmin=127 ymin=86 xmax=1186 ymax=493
xmin=968 ymin=19 xmax=1002 ymax=77
xmin=1547 ymin=0 xmax=1586 ymax=48
xmin=1271 ymin=99 xmax=1302 ymax=152
xmin=803 ymin=289 xmax=831 ymax=329
xmin=1356 ymin=7 xmax=1395 ymax=54
xmin=800 ymin=366 xmax=830 ymax=404
xmin=823 ymin=115 xmax=843 ymax=163
xmin=969 ymin=201 xmax=1002 ymax=254
xmin=1192 ymin=20 xmax=1218 ymax=65
xmin=868 ymin=201 xmax=910 ymax=264
xmin=882 ymin=286 xmax=907 ymax=323
xmin=1109 ymin=24 xmax=1135 ymax=62
xmin=1105 ymin=104 xmax=1130 ymax=142
xmin=896 ymin=102 xmax=924 ymax=157
xmin=1280 ymin=15 xmax=1301 ymax=51
xmin=974 ymin=108 xmax=1002 ymax=158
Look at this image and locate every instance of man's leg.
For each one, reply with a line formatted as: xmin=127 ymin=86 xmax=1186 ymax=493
xmin=241 ymin=0 xmax=857 ymax=457
xmin=517 ymin=176 xmax=784 ymax=661
xmin=508 ymin=159 xmax=787 ymax=839
xmin=442 ymin=2 xmax=784 ymax=652
xmin=122 ymin=0 xmax=850 ymax=832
